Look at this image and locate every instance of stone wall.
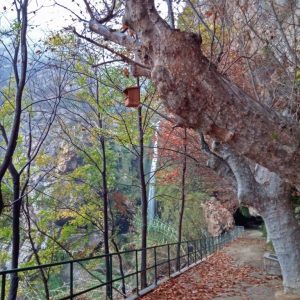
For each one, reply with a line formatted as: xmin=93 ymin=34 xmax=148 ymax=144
xmin=203 ymin=197 xmax=235 ymax=236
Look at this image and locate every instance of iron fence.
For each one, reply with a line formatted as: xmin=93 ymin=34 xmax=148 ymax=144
xmin=0 ymin=226 xmax=244 ymax=300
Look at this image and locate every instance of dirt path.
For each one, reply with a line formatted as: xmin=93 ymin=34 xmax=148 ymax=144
xmin=141 ymin=230 xmax=282 ymax=300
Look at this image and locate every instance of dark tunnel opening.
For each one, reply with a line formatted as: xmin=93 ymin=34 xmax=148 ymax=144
xmin=233 ymin=207 xmax=263 ymax=229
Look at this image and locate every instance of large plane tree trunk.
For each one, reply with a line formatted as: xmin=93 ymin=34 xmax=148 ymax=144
xmin=206 ymin=141 xmax=300 ymax=295
xmin=254 ymin=167 xmax=300 ymax=294
xmin=261 ymin=196 xmax=300 ymax=294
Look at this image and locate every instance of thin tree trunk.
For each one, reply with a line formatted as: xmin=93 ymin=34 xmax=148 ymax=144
xmin=108 ymin=190 xmax=126 ymax=296
xmin=24 ymin=198 xmax=50 ymax=299
xmin=0 ymin=0 xmax=28 ymax=214
xmin=166 ymin=0 xmax=175 ymax=29
xmin=8 ymin=172 xmax=21 ymax=300
xmin=138 ymin=104 xmax=148 ymax=289
xmin=111 ymin=238 xmax=126 ymax=296
xmin=96 ymin=76 xmax=112 ymax=299
xmin=100 ymin=134 xmax=112 ymax=298
xmin=176 ymin=129 xmax=187 ymax=270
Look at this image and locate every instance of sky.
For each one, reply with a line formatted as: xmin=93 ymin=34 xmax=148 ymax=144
xmin=0 ymin=0 xmax=82 ymax=42
xmin=0 ymin=0 xmax=169 ymax=43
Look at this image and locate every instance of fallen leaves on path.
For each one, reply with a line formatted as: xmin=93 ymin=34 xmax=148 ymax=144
xmin=141 ymin=250 xmax=278 ymax=300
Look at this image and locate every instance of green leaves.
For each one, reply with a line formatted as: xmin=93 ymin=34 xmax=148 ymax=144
xmin=11 ymin=21 xmax=22 ymax=33
xmin=0 ymin=226 xmax=12 ymax=240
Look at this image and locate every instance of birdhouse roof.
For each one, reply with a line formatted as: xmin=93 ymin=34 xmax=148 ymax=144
xmin=123 ymin=86 xmax=139 ymax=95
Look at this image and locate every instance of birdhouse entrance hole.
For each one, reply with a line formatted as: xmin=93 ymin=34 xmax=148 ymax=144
xmin=124 ymin=86 xmax=140 ymax=108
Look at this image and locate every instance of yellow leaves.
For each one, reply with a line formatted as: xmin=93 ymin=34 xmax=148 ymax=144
xmin=57 ymin=204 xmax=104 ymax=228
xmin=57 ymin=209 xmax=76 ymax=219
xmin=35 ymin=152 xmax=53 ymax=167
xmin=78 ymin=204 xmax=104 ymax=222
xmin=90 ymin=127 xmax=117 ymax=140
xmin=296 ymin=69 xmax=300 ymax=84
xmin=47 ymin=33 xmax=75 ymax=47
xmin=0 ymin=97 xmax=15 ymax=120
xmin=198 ymin=23 xmax=222 ymax=47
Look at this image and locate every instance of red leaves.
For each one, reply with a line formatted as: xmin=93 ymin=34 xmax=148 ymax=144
xmin=142 ymin=251 xmax=280 ymax=300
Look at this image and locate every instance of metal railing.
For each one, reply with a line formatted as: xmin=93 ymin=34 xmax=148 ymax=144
xmin=0 ymin=226 xmax=244 ymax=300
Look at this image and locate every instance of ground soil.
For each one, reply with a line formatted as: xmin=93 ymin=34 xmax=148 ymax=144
xmin=141 ymin=230 xmax=282 ymax=300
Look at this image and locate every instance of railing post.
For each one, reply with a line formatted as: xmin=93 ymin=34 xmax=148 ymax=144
xmin=207 ymin=237 xmax=209 ymax=256
xmin=206 ymin=237 xmax=209 ymax=256
xmin=70 ymin=262 xmax=74 ymax=300
xmin=187 ymin=242 xmax=190 ymax=266
xmin=199 ymin=239 xmax=203 ymax=260
xmin=154 ymin=247 xmax=157 ymax=285
xmin=109 ymin=254 xmax=113 ymax=299
xmin=1 ymin=274 xmax=6 ymax=300
xmin=176 ymin=242 xmax=181 ymax=271
xmin=167 ymin=244 xmax=171 ymax=278
xmin=207 ymin=237 xmax=210 ymax=254
xmin=207 ymin=238 xmax=210 ymax=254
xmin=199 ymin=239 xmax=202 ymax=260
xmin=194 ymin=241 xmax=197 ymax=263
xmin=135 ymin=250 xmax=139 ymax=295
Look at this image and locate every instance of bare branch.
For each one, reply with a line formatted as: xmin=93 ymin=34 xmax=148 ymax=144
xmin=70 ymin=28 xmax=150 ymax=77
xmin=88 ymin=21 xmax=139 ymax=49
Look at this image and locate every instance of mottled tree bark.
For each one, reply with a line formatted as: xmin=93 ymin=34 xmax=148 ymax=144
xmin=88 ymin=0 xmax=300 ymax=186
xmin=262 ymin=196 xmax=300 ymax=294
xmin=208 ymin=141 xmax=300 ymax=295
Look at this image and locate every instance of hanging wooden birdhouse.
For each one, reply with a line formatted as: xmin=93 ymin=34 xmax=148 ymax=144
xmin=123 ymin=86 xmax=140 ymax=108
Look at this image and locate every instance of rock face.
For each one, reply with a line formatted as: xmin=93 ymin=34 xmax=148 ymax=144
xmin=57 ymin=144 xmax=82 ymax=174
xmin=203 ymin=197 xmax=235 ymax=236
xmin=248 ymin=206 xmax=260 ymax=217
